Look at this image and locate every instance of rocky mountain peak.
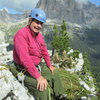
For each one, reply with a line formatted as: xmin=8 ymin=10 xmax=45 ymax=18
xmin=0 ymin=8 xmax=8 ymax=14
xmin=0 ymin=8 xmax=9 ymax=20
xmin=0 ymin=8 xmax=12 ymax=23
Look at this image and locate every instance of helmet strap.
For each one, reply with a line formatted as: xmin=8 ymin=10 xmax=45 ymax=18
xmin=28 ymin=18 xmax=33 ymax=26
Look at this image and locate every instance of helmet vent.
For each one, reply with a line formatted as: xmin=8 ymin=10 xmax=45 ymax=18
xmin=35 ymin=14 xmax=39 ymax=17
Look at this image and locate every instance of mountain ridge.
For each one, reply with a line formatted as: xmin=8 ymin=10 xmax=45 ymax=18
xmin=0 ymin=8 xmax=25 ymax=23
xmin=36 ymin=0 xmax=100 ymax=24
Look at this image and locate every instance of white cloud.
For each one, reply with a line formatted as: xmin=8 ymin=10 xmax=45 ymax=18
xmin=75 ymin=0 xmax=89 ymax=7
xmin=0 ymin=0 xmax=39 ymax=12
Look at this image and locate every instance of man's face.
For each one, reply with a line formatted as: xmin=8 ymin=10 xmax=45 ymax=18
xmin=30 ymin=19 xmax=43 ymax=33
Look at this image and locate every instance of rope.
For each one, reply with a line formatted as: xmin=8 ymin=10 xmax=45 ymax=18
xmin=48 ymin=87 xmax=51 ymax=100
xmin=17 ymin=70 xmax=26 ymax=86
xmin=20 ymin=70 xmax=26 ymax=76
xmin=0 ymin=67 xmax=9 ymax=70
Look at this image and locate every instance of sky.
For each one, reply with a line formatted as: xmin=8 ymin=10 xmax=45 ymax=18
xmin=89 ymin=0 xmax=100 ymax=6
xmin=0 ymin=0 xmax=100 ymax=14
xmin=0 ymin=0 xmax=39 ymax=14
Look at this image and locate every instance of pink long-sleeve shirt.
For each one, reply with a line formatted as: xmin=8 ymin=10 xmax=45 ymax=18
xmin=13 ymin=26 xmax=51 ymax=79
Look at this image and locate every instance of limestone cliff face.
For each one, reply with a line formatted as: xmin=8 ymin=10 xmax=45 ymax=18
xmin=36 ymin=0 xmax=100 ymax=24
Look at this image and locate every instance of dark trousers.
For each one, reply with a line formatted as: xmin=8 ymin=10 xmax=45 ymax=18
xmin=9 ymin=63 xmax=65 ymax=100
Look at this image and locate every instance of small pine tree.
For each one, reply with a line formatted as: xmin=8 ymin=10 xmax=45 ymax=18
xmin=51 ymin=20 xmax=70 ymax=55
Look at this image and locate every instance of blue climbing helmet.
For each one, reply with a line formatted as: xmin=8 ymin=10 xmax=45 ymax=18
xmin=29 ymin=8 xmax=46 ymax=23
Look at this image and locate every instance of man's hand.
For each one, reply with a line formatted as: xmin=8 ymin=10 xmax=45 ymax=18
xmin=49 ymin=65 xmax=56 ymax=74
xmin=36 ymin=76 xmax=48 ymax=91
